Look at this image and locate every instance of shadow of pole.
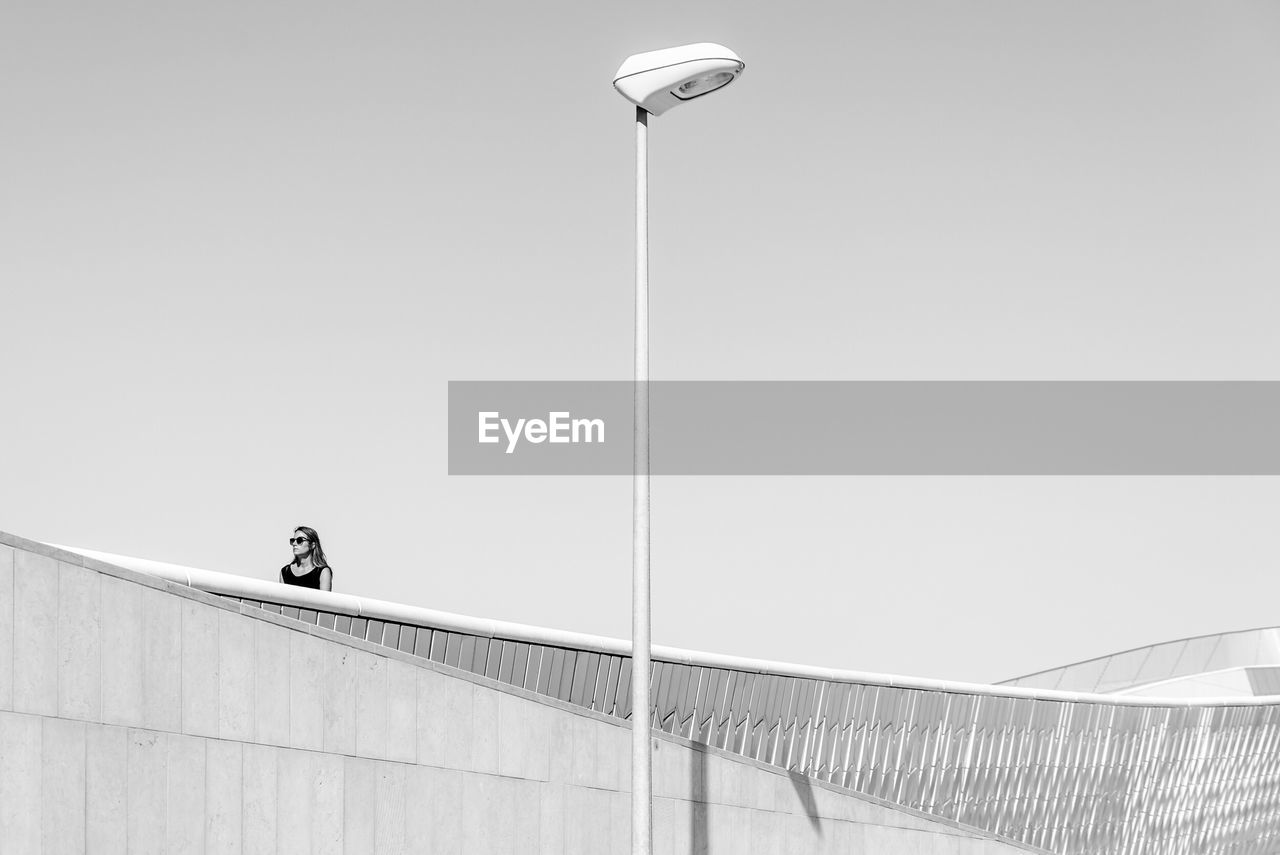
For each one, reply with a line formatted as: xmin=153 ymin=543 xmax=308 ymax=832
xmin=787 ymin=770 xmax=824 ymax=834
xmin=690 ymin=743 xmax=708 ymax=854
xmin=684 ymin=741 xmax=823 ymax=852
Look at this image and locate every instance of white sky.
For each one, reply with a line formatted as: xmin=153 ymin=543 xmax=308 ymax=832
xmin=3 ymin=0 xmax=1279 ymax=683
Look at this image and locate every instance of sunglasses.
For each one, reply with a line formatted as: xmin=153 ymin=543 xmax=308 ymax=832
xmin=289 ymin=537 xmax=310 ymax=545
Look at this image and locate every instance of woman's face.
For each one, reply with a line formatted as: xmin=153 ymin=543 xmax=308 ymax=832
xmin=290 ymin=531 xmax=313 ymax=560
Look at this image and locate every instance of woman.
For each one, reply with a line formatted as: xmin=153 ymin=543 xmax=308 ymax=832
xmin=280 ymin=525 xmax=333 ymax=591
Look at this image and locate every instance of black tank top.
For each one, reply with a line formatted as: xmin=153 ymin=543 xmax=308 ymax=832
xmin=280 ymin=563 xmax=327 ymax=589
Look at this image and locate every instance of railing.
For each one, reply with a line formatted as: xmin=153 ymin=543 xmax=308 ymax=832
xmin=1001 ymin=626 xmax=1280 ymax=695
xmin=63 ymin=546 xmax=1280 ymax=855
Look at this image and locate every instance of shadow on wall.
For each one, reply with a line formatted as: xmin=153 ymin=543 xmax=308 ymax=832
xmin=788 ymin=771 xmax=823 ymax=833
xmin=689 ymin=742 xmax=708 ymax=852
xmin=684 ymin=742 xmax=824 ymax=851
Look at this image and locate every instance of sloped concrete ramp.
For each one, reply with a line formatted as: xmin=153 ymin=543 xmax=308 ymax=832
xmin=0 ymin=532 xmax=1036 ymax=854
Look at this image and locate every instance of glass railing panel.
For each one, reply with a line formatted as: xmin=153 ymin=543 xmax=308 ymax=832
xmin=560 ymin=651 xmax=581 ymax=701
xmin=1176 ymin=634 xmax=1224 ymax=681
xmin=1134 ymin=640 xmax=1188 ymax=686
xmin=410 ymin=627 xmax=429 ymax=658
xmin=1096 ymin=650 xmax=1151 ymax=693
xmin=601 ymin=655 xmax=622 ymax=715
xmin=1204 ymin=630 xmax=1263 ymax=673
xmin=569 ymin=651 xmax=593 ymax=706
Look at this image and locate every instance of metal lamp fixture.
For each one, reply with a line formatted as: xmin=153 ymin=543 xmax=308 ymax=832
xmin=613 ymin=41 xmax=744 ymax=855
xmin=613 ymin=43 xmax=745 ymax=115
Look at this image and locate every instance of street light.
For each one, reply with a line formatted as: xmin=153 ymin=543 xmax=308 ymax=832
xmin=613 ymin=42 xmax=744 ymax=855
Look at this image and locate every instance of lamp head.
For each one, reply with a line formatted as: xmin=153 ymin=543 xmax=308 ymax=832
xmin=613 ymin=43 xmax=744 ymax=116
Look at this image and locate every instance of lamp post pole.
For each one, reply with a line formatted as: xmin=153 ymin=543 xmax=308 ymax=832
xmin=613 ymin=44 xmax=743 ymax=855
xmin=631 ymin=104 xmax=652 ymax=855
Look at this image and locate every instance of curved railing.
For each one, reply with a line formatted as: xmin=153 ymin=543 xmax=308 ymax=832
xmin=63 ymin=546 xmax=1280 ymax=855
xmin=1001 ymin=626 xmax=1280 ymax=695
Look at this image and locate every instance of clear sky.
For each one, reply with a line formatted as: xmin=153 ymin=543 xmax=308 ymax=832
xmin=3 ymin=0 xmax=1280 ymax=683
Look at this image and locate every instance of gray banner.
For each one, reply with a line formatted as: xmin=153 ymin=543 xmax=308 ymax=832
xmin=448 ymin=381 xmax=1280 ymax=475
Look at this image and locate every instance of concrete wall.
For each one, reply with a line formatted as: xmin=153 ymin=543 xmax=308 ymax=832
xmin=0 ymin=532 xmax=1041 ymax=854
